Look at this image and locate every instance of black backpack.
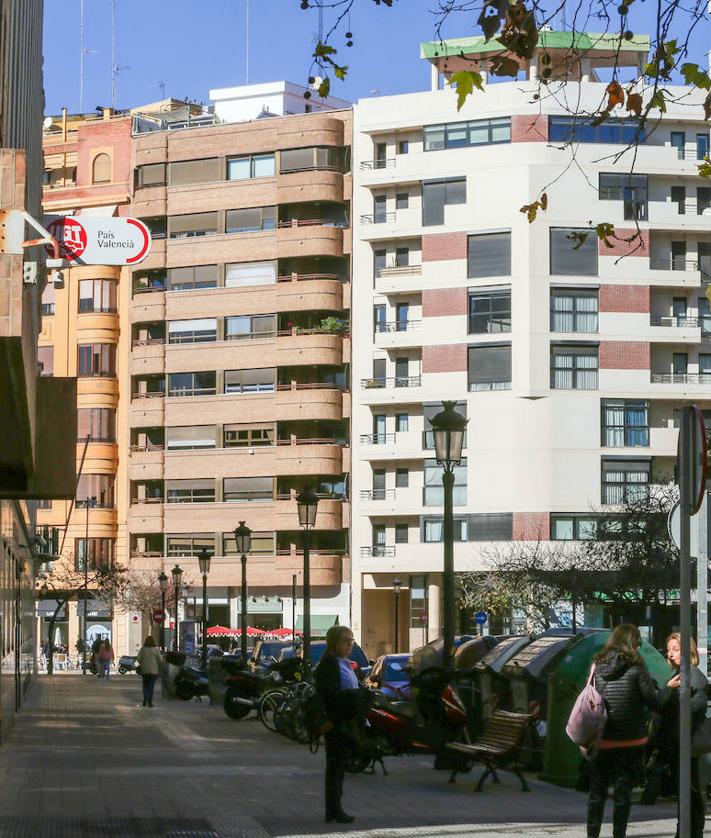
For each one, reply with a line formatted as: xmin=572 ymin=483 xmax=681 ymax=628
xmin=304 ymin=691 xmax=334 ymax=742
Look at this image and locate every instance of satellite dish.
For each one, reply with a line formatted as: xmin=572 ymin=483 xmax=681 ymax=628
xmin=42 ymin=116 xmax=53 ymax=130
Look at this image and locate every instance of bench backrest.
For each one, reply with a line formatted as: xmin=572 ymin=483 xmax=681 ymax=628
xmin=477 ymin=710 xmax=532 ymax=751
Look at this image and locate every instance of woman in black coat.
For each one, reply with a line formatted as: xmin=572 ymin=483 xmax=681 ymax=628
xmin=314 ymin=625 xmax=361 ymax=824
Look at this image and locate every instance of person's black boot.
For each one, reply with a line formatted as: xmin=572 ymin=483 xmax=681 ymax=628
xmin=326 ymin=812 xmax=354 ymax=824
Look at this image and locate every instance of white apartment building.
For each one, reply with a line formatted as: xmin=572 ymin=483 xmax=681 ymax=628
xmin=350 ymin=32 xmax=711 ymax=658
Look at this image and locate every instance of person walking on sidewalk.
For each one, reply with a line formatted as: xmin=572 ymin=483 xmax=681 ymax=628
xmin=136 ymin=636 xmax=162 ymax=707
xmin=97 ymin=638 xmax=114 ymax=678
xmin=586 ymin=624 xmax=661 ymax=838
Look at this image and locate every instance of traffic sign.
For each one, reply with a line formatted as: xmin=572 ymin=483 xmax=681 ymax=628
xmin=668 ymin=501 xmax=700 ymax=554
xmin=152 ymin=610 xmax=165 ymax=624
xmin=44 ymin=216 xmax=152 ymax=265
xmin=677 ymin=405 xmax=708 ymax=515
xmin=475 ymin=611 xmax=488 ymax=626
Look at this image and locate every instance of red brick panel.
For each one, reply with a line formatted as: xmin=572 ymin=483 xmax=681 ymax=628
xmin=422 ymin=344 xmax=468 ymax=373
xmin=511 ymin=114 xmax=548 ymax=143
xmin=76 ymin=118 xmax=133 ymax=188
xmin=422 ymin=287 xmax=468 ymax=318
xmin=599 ymin=285 xmax=650 ymax=313
xmin=599 ymin=341 xmax=650 ymax=370
xmin=422 ymin=232 xmax=468 ymax=262
xmin=512 ymin=512 xmax=550 ymax=541
xmin=598 ymin=229 xmax=648 ymax=257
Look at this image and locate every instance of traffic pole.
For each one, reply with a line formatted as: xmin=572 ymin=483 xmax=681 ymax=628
xmin=698 ymin=493 xmax=709 ymax=678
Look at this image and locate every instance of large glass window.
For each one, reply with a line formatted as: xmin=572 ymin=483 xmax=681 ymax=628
xmin=422 ymin=517 xmax=468 ymax=542
xmin=224 ymin=368 xmax=275 ymax=394
xmin=225 ymin=261 xmax=277 ymax=287
xmin=422 ymin=178 xmax=466 ymax=226
xmin=468 ymin=290 xmax=511 ymax=334
xmin=550 ymin=228 xmax=598 ymax=276
xmin=601 ymin=459 xmax=650 ymax=504
xmin=223 ymin=476 xmax=274 ymax=502
xmin=469 ymin=513 xmax=513 ymax=541
xmin=166 ymin=534 xmax=215 ymax=556
xmin=75 ymin=538 xmax=114 ymax=571
xmin=697 ymin=133 xmax=710 ymax=161
xmin=224 ymin=424 xmax=275 ymax=447
xmin=136 ymin=163 xmax=166 ymax=187
xmin=77 ymin=474 xmax=115 ymax=508
xmin=167 ymin=265 xmax=218 ymax=291
xmin=222 ymin=531 xmax=274 ymax=555
xmin=599 ymin=173 xmax=648 ymax=220
xmin=468 ymin=344 xmax=511 ymax=391
xmin=169 ymin=158 xmax=221 ymax=186
xmin=77 ymin=408 xmax=116 ymax=442
xmin=279 ymin=146 xmax=347 ymax=173
xmin=167 ymin=318 xmax=217 ymax=344
xmin=79 ymin=278 xmax=117 ymax=313
xmin=37 ymin=346 xmax=53 ymax=377
xmin=225 ymin=206 xmax=277 ymax=233
xmin=424 ymin=458 xmax=467 ymax=506
xmin=225 ymin=314 xmax=276 ymax=340
xmin=41 ymin=283 xmax=55 ymax=316
xmin=77 ymin=343 xmax=116 ymax=377
xmin=423 ymin=402 xmax=467 ymax=449
xmin=550 ymin=515 xmax=598 ymax=540
xmin=550 ymin=289 xmax=599 ymax=332
xmin=467 ymin=232 xmax=511 ymax=278
xmin=166 ymin=479 xmax=215 ymax=504
xmin=601 ymin=400 xmax=649 ymax=447
xmin=168 ymin=212 xmax=218 ymax=239
xmin=92 ymin=153 xmax=111 ymax=184
xmin=549 ymin=116 xmax=646 ymax=145
xmin=167 ymin=371 xmax=216 ymax=397
xmin=423 ymin=118 xmax=511 ymax=151
xmin=550 ymin=345 xmax=598 ymax=389
xmin=227 ymin=153 xmax=275 ymax=180
xmin=166 ymin=426 xmax=216 ymax=450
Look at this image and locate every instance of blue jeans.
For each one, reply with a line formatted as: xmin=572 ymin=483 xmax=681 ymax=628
xmin=142 ymin=674 xmax=157 ymax=705
xmin=100 ymin=659 xmax=111 ymax=678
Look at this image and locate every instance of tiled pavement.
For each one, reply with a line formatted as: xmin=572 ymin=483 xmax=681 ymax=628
xmin=0 ymin=675 xmax=680 ymax=837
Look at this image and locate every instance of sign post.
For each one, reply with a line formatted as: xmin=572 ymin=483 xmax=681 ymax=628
xmin=44 ymin=216 xmax=152 ymax=265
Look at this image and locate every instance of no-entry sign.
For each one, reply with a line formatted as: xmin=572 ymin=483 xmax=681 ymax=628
xmin=44 ymin=216 xmax=152 ymax=265
xmin=152 ymin=610 xmax=165 ymax=624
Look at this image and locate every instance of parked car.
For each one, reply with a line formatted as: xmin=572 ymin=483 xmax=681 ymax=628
xmin=275 ymin=639 xmax=372 ymax=678
xmin=363 ymin=653 xmax=411 ymax=698
xmin=250 ymin=639 xmax=294 ymax=672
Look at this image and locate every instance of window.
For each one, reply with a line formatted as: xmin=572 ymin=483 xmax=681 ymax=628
xmin=41 ymin=283 xmax=55 ymax=316
xmin=396 ymin=193 xmax=409 ymax=210
xmin=373 ymin=195 xmax=387 ymax=223
xmin=550 ymin=228 xmax=598 ymax=276
xmin=396 ymin=302 xmax=409 ymax=330
xmin=423 ymin=401 xmax=467 ymax=449
xmin=225 ymin=206 xmax=276 ymax=233
xmin=92 ymin=153 xmax=111 ymax=184
xmin=599 ymin=173 xmax=648 ymax=220
xmin=78 ymin=343 xmax=116 ymax=377
xmin=396 ymin=413 xmax=409 ymax=432
xmin=224 ymin=368 xmax=275 ymax=394
xmin=225 ymin=261 xmax=277 ymax=287
xmin=468 ymin=289 xmax=511 ymax=334
xmin=549 ymin=116 xmax=646 ymax=145
xmin=279 ymin=146 xmax=346 ymax=173
xmin=550 ymin=515 xmax=598 ymax=541
xmin=223 ymin=476 xmax=274 ymax=502
xmin=671 ymin=131 xmax=686 ymax=160
xmin=398 ymin=140 xmax=409 ymax=154
xmin=601 ymin=459 xmax=650 ymax=504
xmin=601 ymin=400 xmax=649 ymax=447
xmin=673 ymin=352 xmax=688 ymax=375
xmin=424 ymin=458 xmax=467 ymax=506
xmin=225 ymin=314 xmax=276 ymax=340
xmin=550 ymin=289 xmax=598 ymax=332
xmin=551 ymin=345 xmax=598 ymax=390
xmin=168 ymin=212 xmax=218 ymax=239
xmin=697 ymin=187 xmax=711 ymax=216
xmin=167 ymin=265 xmax=218 ymax=291
xmin=396 ymin=468 xmax=409 ymax=488
xmin=395 ymin=357 xmax=409 ymax=387
xmin=468 ymin=344 xmax=511 ymax=391
xmin=671 ymin=186 xmax=686 ymax=215
xmin=166 ymin=534 xmax=215 ymax=556
xmin=224 ymin=424 xmax=274 ymax=447
xmin=469 ymin=513 xmax=513 ymax=541
xmin=372 ymin=414 xmax=386 ymax=444
xmin=166 ymin=426 xmax=216 ymax=450
xmin=467 ymin=232 xmax=511 ymax=278
xmin=75 ymin=538 xmax=114 ymax=571
xmin=372 ymin=524 xmax=386 ymax=553
xmin=700 ymin=243 xmax=711 ymax=279
xmin=37 ymin=346 xmax=53 ymax=377
xmin=697 ymin=133 xmax=710 ymax=161
xmin=372 ymin=358 xmax=386 ymax=387
xmin=166 ymin=479 xmax=215 ymax=504
xmin=77 ymin=474 xmax=115 ymax=508
xmin=373 ymin=305 xmax=386 ymax=334
xmin=223 ymin=531 xmax=274 ymax=556
xmin=671 ymin=240 xmax=687 ymax=270
xmin=395 ymin=247 xmax=409 ymax=267
xmin=422 ymin=517 xmax=468 ymax=542
xmin=169 ymin=158 xmax=221 ymax=185
xmin=375 ymin=143 xmax=387 ymax=166
xmin=79 ymin=278 xmax=117 ymax=313
xmin=77 ymin=408 xmax=116 ymax=443
xmin=409 ymin=575 xmax=428 ymax=628
xmin=167 ymin=371 xmax=216 ymax=397
xmin=167 ymin=318 xmax=217 ymax=344
xmin=422 ymin=178 xmax=466 ymax=226
xmin=423 ymin=118 xmax=511 ymax=151
xmin=227 ymin=153 xmax=275 ymax=180
xmin=374 ymin=249 xmax=386 ymax=277
xmin=395 ymin=523 xmax=409 ymax=544
xmin=136 ymin=163 xmax=166 ymax=187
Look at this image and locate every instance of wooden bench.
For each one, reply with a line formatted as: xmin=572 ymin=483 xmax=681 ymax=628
xmin=446 ymin=709 xmax=533 ymax=792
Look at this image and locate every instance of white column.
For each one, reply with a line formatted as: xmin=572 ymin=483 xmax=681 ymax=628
xmin=431 ymin=62 xmax=440 ymax=91
xmin=428 ymin=578 xmax=441 ymax=642
xmin=580 ymin=58 xmax=591 ymax=82
xmin=228 ymin=586 xmax=239 ymax=628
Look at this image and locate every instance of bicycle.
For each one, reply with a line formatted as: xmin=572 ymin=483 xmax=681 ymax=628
xmin=258 ymin=687 xmax=288 ymax=732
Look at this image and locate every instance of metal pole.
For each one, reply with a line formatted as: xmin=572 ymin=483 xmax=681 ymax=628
xmin=303 ymin=527 xmax=311 ymax=671
xmin=679 ymin=405 xmax=694 ymax=838
xmin=201 ymin=573 xmax=208 ymax=671
xmin=292 ymin=573 xmax=297 ymax=651
xmin=160 ymin=590 xmax=166 ymax=652
xmin=82 ymin=498 xmax=92 ymax=675
xmin=698 ymin=492 xmax=709 ymax=678
xmin=394 ymin=590 xmax=400 ymax=653
xmin=241 ymin=554 xmax=248 ymax=660
xmin=442 ymin=469 xmax=456 ymax=666
xmin=173 ymin=583 xmax=179 ymax=652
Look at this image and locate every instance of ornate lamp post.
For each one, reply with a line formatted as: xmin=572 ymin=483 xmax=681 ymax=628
xmin=197 ymin=549 xmax=211 ymax=671
xmin=158 ymin=571 xmax=168 ymax=651
xmin=296 ymin=488 xmax=319 ymax=671
xmin=171 ymin=564 xmax=183 ymax=651
xmin=81 ymin=496 xmax=96 ymax=675
xmin=393 ymin=578 xmax=402 ymax=653
xmin=430 ymin=401 xmax=467 ymax=666
xmin=233 ymin=521 xmax=252 ymax=661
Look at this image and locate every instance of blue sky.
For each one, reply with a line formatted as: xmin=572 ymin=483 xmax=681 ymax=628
xmin=43 ymin=1 xmax=710 ymax=116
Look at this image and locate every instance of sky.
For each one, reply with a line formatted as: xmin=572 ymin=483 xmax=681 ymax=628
xmin=43 ymin=0 xmax=711 ymax=117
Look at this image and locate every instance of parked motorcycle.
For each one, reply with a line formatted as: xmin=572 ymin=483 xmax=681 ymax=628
xmin=222 ymin=655 xmax=301 ymax=720
xmin=117 ymin=655 xmax=136 ymax=675
xmin=175 ymin=662 xmax=210 ymax=701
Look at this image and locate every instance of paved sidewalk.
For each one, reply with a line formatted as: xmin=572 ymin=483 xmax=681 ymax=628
xmin=0 ymin=675 xmax=681 ymax=837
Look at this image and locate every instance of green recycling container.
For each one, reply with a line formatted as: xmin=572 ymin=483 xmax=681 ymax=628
xmin=541 ymin=631 xmax=672 ymax=787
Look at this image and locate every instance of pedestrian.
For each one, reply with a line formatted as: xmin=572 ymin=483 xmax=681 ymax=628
xmin=136 ymin=635 xmax=162 ymax=707
xmin=585 ymin=624 xmax=661 ymax=838
xmin=97 ymin=638 xmax=114 ymax=679
xmin=653 ymin=633 xmax=708 ymax=838
xmin=315 ymin=625 xmax=361 ymax=824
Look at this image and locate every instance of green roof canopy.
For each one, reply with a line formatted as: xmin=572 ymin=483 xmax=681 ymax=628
xmin=295 ymin=614 xmax=338 ymax=635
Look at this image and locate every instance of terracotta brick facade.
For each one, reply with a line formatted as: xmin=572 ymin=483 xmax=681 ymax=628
xmin=422 ymin=343 xmax=468 ymax=373
xmin=599 ymin=341 xmax=650 ymax=370
xmin=598 ymin=228 xmax=649 ymax=257
xmin=422 ymin=232 xmax=468 ymax=262
xmin=422 ymin=287 xmax=468 ymax=318
xmin=511 ymin=114 xmax=548 ymax=143
xmin=599 ymin=284 xmax=650 ymax=313
xmin=512 ymin=512 xmax=550 ymax=541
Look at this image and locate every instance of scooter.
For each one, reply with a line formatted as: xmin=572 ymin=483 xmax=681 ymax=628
xmin=175 ymin=662 xmax=210 ymax=701
xmin=118 ymin=655 xmax=136 ymax=675
xmin=222 ymin=655 xmax=301 ymax=720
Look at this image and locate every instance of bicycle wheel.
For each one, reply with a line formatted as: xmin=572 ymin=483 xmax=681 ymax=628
xmin=259 ymin=689 xmax=286 ymax=733
xmin=275 ymin=696 xmax=293 ymax=737
xmin=290 ymin=699 xmax=311 ymax=744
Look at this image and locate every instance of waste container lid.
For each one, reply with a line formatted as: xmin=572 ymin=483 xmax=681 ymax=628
xmin=454 ymin=636 xmax=498 ymax=671
xmin=502 ymin=635 xmax=574 ymax=679
xmin=474 ymin=635 xmax=531 ymax=673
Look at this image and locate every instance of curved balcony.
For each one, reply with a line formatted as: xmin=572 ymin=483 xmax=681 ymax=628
xmin=277 ymin=170 xmax=344 ymax=205
xmin=129 ymin=393 xmax=165 ymax=426
xmin=165 ymin=337 xmax=276 ymax=373
xmin=132 ymin=186 xmax=166 ymax=219
xmin=276 ymin=223 xmax=345 ymax=259
xmin=137 ymin=237 xmax=166 ymax=271
xmin=131 ymin=341 xmax=166 ymax=376
xmin=276 ymin=116 xmax=344 ymax=149
xmin=131 ymin=287 xmax=166 ymax=322
xmin=275 ymin=275 xmax=346 ymax=313
xmin=275 ymin=551 xmax=342 ymax=587
xmin=164 ymin=393 xmax=276 ymax=428
xmin=128 ymin=499 xmax=164 ymax=533
xmin=275 ymin=440 xmax=345 ymax=476
xmin=276 ymin=331 xmax=343 ymax=367
xmin=128 ymin=447 xmax=165 ymax=481
xmin=80 ymin=441 xmax=119 ymax=473
xmin=275 ymin=385 xmax=343 ymax=422
xmin=76 ymin=313 xmax=119 ymax=342
xmin=276 ymin=496 xmax=343 ymax=530
xmin=77 ymin=376 xmax=118 ymax=400
xmin=164 ymin=445 xmax=276 ymax=480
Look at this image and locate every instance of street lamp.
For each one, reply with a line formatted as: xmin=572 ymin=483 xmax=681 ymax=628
xmin=393 ymin=578 xmax=402 ymax=653
xmin=430 ymin=401 xmax=467 ymax=666
xmin=158 ymin=571 xmax=168 ymax=652
xmin=296 ymin=487 xmax=319 ymax=671
xmin=171 ymin=564 xmax=183 ymax=651
xmin=81 ymin=496 xmax=96 ymax=675
xmin=233 ymin=521 xmax=252 ymax=661
xmin=197 ymin=549 xmax=211 ymax=671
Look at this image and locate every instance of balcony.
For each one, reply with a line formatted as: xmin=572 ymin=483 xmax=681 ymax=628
xmin=648 ymin=258 xmax=710 ymax=286
xmin=277 ymin=169 xmax=344 ymax=205
xmin=276 ymin=223 xmax=345 ymax=258
xmin=358 ymin=486 xmax=422 ymax=515
xmin=275 ymin=385 xmax=344 ymax=422
xmin=360 ymin=158 xmax=396 ymax=171
xmin=650 ymin=315 xmax=708 ymax=329
xmin=276 ymin=330 xmax=344 ymax=367
xmin=360 ymin=376 xmax=421 ymax=389
xmin=128 ymin=447 xmax=165 ymax=481
xmin=360 ymin=546 xmax=396 ymax=558
xmin=275 ymin=439 xmax=346 ymax=476
xmin=357 ymin=430 xmax=424 ymax=460
xmin=374 ymin=320 xmax=422 ymax=349
xmin=375 ymin=264 xmax=424 ymax=295
xmin=651 ymin=373 xmax=711 ymax=385
xmin=276 ymin=274 xmax=347 ymax=313
xmin=358 ymin=207 xmax=422 ymax=240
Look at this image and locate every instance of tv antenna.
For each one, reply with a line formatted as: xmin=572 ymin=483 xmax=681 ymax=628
xmin=149 ymin=80 xmax=167 ymax=100
xmin=245 ymin=0 xmax=250 ymax=84
xmin=111 ymin=0 xmax=130 ymax=109
xmin=79 ymin=0 xmax=99 ymax=113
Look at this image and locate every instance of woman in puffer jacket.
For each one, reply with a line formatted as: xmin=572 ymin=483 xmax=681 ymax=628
xmin=586 ymin=624 xmax=662 ymax=838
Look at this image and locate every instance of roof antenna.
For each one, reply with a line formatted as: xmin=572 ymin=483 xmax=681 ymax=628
xmin=79 ymin=0 xmax=99 ymax=113
xmin=111 ymin=0 xmax=130 ymax=109
xmin=245 ymin=0 xmax=250 ymax=84
xmin=149 ymin=81 xmax=167 ymax=100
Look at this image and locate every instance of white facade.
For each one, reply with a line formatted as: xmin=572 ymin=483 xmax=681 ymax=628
xmin=210 ymin=80 xmax=351 ymax=123
xmin=350 ymin=43 xmax=711 ymax=658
